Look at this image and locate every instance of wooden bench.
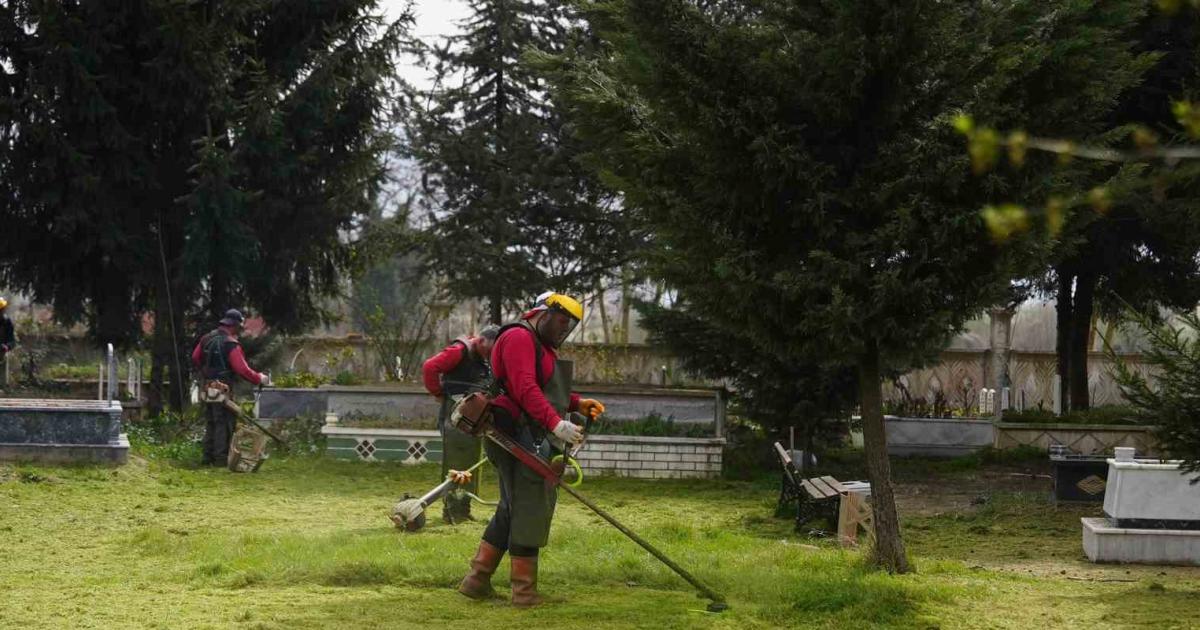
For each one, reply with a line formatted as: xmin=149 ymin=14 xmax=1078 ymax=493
xmin=773 ymin=442 xmax=874 ymax=544
xmin=774 ymin=442 xmax=842 ymax=532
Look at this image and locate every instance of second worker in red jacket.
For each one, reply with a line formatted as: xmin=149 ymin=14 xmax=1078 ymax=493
xmin=457 ymin=291 xmax=604 ymax=608
xmin=422 ymin=325 xmax=500 ymax=522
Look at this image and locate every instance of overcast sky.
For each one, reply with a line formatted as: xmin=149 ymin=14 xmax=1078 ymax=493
xmin=382 ymin=0 xmax=471 ymax=88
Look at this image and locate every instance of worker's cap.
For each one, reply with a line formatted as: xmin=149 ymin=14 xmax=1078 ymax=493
xmin=219 ymin=309 xmax=246 ymax=327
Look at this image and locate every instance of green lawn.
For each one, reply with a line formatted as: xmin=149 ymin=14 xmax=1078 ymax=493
xmin=1 ymin=453 xmax=1198 ymax=629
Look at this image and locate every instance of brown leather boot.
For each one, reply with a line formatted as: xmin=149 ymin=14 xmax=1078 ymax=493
xmin=510 ymin=555 xmax=543 ymax=608
xmin=458 ymin=540 xmax=504 ymax=599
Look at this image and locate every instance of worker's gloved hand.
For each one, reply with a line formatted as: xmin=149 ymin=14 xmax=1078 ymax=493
xmin=552 ymin=419 xmax=585 ymax=445
xmin=578 ymin=398 xmax=605 ymax=419
xmin=259 ymin=373 xmax=272 ymax=387
xmin=449 ymin=470 xmax=473 ymax=485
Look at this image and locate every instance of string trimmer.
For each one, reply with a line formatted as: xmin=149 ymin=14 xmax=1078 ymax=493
xmin=201 ymin=380 xmax=286 ymax=473
xmin=450 ymin=393 xmax=728 ymax=613
xmin=391 ymin=458 xmax=493 ymax=532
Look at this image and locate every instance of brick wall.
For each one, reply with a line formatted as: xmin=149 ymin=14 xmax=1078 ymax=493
xmin=574 ymin=435 xmax=725 ymax=479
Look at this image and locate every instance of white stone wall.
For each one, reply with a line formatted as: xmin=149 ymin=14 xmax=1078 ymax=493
xmin=574 ymin=435 xmax=725 ymax=479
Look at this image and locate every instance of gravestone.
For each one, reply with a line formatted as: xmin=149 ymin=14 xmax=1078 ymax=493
xmin=0 ymin=398 xmax=128 ymax=464
xmin=1082 ymin=448 xmax=1200 ymax=565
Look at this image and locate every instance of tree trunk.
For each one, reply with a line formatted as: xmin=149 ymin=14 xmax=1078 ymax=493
xmin=150 ymin=295 xmax=190 ymax=413
xmin=1055 ymin=268 xmax=1074 ymax=414
xmin=619 ymin=265 xmax=632 ymax=344
xmin=150 ymin=219 xmax=191 ymax=414
xmin=489 ymin=293 xmax=503 ymax=326
xmin=148 ymin=334 xmax=165 ymax=419
xmin=210 ymin=260 xmax=228 ymax=323
xmin=595 ymin=282 xmax=611 ymax=344
xmin=859 ymin=339 xmax=912 ymax=573
xmin=1070 ymin=270 xmax=1098 ymax=411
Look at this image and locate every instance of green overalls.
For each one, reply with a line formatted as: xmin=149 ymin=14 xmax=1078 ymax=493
xmin=485 ymin=357 xmax=573 ymax=549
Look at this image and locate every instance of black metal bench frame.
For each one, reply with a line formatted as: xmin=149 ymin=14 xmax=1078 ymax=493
xmin=774 ymin=441 xmax=844 ymax=532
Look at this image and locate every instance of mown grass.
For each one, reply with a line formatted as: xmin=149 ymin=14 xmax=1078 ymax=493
xmin=1 ymin=453 xmax=1198 ymax=629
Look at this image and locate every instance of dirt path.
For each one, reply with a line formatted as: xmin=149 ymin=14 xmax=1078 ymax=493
xmin=890 ymin=464 xmax=1200 ymax=583
xmin=894 ymin=469 xmax=1053 ymax=516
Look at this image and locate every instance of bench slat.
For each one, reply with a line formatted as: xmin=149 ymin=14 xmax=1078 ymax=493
xmin=800 ymin=480 xmax=827 ymax=500
xmin=819 ymin=476 xmax=847 ymax=495
xmin=773 ymin=442 xmax=794 ymax=466
xmin=806 ymin=477 xmax=839 ymax=499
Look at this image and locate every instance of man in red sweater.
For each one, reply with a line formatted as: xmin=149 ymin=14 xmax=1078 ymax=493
xmin=191 ymin=309 xmax=269 ymax=466
xmin=457 ymin=292 xmax=605 ymax=608
xmin=422 ymin=325 xmax=499 ymax=522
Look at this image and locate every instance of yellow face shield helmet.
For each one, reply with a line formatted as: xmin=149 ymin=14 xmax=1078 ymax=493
xmin=531 ymin=291 xmax=584 ymax=348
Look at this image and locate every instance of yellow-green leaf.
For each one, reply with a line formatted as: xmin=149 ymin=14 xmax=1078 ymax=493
xmin=969 ymin=128 xmax=1000 ymax=174
xmin=1007 ymin=131 xmax=1028 ymax=168
xmin=1045 ymin=197 xmax=1066 ymax=238
xmin=1088 ymin=187 xmax=1112 ymax=215
xmin=952 ymin=113 xmax=974 ymax=135
xmin=981 ymin=204 xmax=1030 ymax=243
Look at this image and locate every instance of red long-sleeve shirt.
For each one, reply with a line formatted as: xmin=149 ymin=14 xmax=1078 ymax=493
xmin=490 ymin=323 xmax=579 ymax=431
xmin=191 ymin=332 xmax=263 ymax=385
xmin=422 ymin=341 xmax=470 ymax=399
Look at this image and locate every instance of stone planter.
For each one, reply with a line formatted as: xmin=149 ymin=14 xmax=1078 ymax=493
xmin=324 ymin=426 xmax=442 ymax=464
xmin=995 ymin=423 xmax=1159 ymax=457
xmin=882 ymin=416 xmax=995 ymax=457
xmin=256 ymin=387 xmax=328 ymax=420
xmin=1103 ymin=455 xmax=1200 ymax=527
xmin=572 ymin=385 xmax=726 ymax=433
xmin=322 ymin=424 xmax=726 ymax=479
xmin=263 ymin=384 xmax=727 ymax=433
xmin=323 ymin=385 xmax=439 ymax=426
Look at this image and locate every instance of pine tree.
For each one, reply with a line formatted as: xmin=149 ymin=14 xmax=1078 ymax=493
xmin=1111 ymin=307 xmax=1200 ymax=480
xmin=406 ymin=0 xmax=638 ymax=323
xmin=549 ymin=0 xmax=1152 ymax=572
xmin=0 ymin=1 xmax=406 ymax=411
xmin=1043 ymin=11 xmax=1200 ymax=412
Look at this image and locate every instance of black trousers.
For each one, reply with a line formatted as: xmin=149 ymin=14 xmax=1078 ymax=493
xmin=202 ymin=402 xmax=237 ymax=466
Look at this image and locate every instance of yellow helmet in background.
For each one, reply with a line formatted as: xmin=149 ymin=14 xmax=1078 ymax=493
xmin=0 ymin=297 xmax=7 ymax=311
xmin=532 ymin=291 xmax=583 ymax=322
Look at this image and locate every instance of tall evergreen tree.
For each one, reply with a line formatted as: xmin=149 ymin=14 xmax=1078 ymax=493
xmin=0 ymin=1 xmax=406 ymax=411
xmin=1040 ymin=10 xmax=1200 ymax=411
xmin=548 ymin=0 xmax=1151 ymax=572
xmin=406 ymin=0 xmax=638 ymax=324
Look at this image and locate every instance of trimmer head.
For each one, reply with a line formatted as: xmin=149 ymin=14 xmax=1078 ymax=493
xmin=390 ymin=497 xmax=427 ymax=532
